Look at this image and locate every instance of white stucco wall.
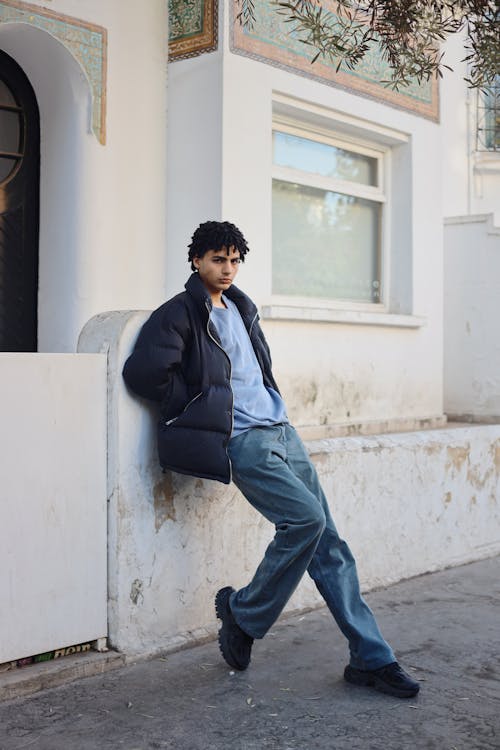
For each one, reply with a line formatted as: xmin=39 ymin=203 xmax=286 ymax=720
xmin=0 ymin=0 xmax=168 ymax=352
xmin=80 ymin=314 xmax=500 ymax=657
xmin=166 ymin=50 xmax=224 ymax=294
xmin=444 ymin=214 xmax=500 ymax=420
xmin=0 ymin=353 xmax=107 ymax=662
xmin=165 ymin=1 xmax=445 ymax=430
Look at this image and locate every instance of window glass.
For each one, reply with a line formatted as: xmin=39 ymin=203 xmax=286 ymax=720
xmin=0 ymin=79 xmax=17 ymax=106
xmin=0 ymin=158 xmax=14 ymax=181
xmin=272 ymin=179 xmax=380 ymax=303
xmin=273 ymin=131 xmax=378 ymax=186
xmin=0 ymin=110 xmax=21 ymax=153
xmin=484 ymin=75 xmax=500 ymax=151
xmin=477 ymin=74 xmax=500 ymax=151
xmin=272 ymin=126 xmax=385 ymax=304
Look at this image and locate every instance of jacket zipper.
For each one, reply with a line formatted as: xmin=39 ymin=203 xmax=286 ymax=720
xmin=164 ymin=391 xmax=202 ymax=426
xmin=248 ymin=311 xmax=258 ymax=338
xmin=205 ymin=301 xmax=234 ymax=483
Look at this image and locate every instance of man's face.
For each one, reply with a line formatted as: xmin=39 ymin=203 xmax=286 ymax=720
xmin=193 ymin=246 xmax=241 ymax=296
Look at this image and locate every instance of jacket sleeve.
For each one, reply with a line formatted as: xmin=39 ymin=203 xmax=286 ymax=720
xmin=122 ymin=302 xmax=190 ymax=403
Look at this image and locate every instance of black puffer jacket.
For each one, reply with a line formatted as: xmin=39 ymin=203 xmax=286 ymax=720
xmin=122 ymin=272 xmax=280 ymax=484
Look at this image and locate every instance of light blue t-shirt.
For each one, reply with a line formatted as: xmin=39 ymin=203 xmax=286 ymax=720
xmin=210 ymin=297 xmax=288 ymax=437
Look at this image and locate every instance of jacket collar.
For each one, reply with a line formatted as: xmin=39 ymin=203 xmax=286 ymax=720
xmin=184 ymin=272 xmax=258 ymax=327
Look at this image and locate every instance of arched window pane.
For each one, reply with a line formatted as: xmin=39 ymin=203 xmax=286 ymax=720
xmin=0 ymin=110 xmax=21 ymax=153
xmin=0 ymin=79 xmax=17 ymax=106
xmin=0 ymin=157 xmax=18 ymax=182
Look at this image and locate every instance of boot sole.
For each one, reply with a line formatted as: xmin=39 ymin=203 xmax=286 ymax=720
xmin=215 ymin=589 xmax=248 ymax=671
xmin=214 ymin=588 xmax=227 ymax=622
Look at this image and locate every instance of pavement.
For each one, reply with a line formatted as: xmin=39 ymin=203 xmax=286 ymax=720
xmin=0 ymin=556 xmax=499 ymax=750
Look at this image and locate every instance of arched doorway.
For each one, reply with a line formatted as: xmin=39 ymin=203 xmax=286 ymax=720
xmin=0 ymin=49 xmax=39 ymax=352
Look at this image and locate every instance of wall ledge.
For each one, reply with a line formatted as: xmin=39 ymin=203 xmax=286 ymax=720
xmin=261 ymin=305 xmax=425 ymax=328
xmin=298 ymin=414 xmax=447 ymax=441
xmin=444 ymin=213 xmax=500 ymax=234
xmin=306 ymin=421 xmax=500 ymax=457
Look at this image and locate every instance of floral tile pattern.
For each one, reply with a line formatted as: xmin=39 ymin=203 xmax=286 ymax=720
xmin=0 ymin=0 xmax=107 ymax=143
xmin=168 ymin=0 xmax=217 ymax=60
xmin=231 ymin=0 xmax=439 ymax=121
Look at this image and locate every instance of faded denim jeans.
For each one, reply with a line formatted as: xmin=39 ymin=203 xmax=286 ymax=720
xmin=227 ymin=424 xmax=395 ymax=670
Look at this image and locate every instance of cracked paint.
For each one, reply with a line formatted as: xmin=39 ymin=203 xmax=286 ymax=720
xmin=130 ymin=579 xmax=143 ymax=606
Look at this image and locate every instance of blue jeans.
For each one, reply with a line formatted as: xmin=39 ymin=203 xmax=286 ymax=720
xmin=227 ymin=424 xmax=395 ymax=670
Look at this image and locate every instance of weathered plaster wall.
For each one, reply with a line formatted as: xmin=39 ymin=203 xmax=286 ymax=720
xmin=309 ymin=429 xmax=500 ymax=589
xmin=444 ymin=215 xmax=500 ymax=421
xmin=263 ymin=318 xmax=442 ymax=430
xmin=80 ymin=314 xmax=500 ymax=657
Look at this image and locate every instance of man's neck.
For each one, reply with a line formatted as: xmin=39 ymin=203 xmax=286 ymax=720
xmin=210 ymin=290 xmax=227 ymax=309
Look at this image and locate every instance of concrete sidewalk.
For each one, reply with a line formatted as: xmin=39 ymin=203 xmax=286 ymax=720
xmin=0 ymin=556 xmax=499 ymax=750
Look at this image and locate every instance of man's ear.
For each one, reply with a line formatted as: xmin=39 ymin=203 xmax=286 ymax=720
xmin=192 ymin=256 xmax=200 ymax=269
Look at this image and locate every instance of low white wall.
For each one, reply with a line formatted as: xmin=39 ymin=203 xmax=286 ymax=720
xmin=80 ymin=313 xmax=500 ymax=656
xmin=0 ymin=354 xmax=107 ymax=663
xmin=444 ymin=214 xmax=500 ymax=420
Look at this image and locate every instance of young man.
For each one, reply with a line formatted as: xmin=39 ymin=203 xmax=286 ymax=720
xmin=123 ymin=221 xmax=419 ymax=699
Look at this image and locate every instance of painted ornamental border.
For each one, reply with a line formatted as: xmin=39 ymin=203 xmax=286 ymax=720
xmin=0 ymin=0 xmax=107 ymax=144
xmin=230 ymin=0 xmax=439 ymax=122
xmin=168 ymin=0 xmax=218 ymax=61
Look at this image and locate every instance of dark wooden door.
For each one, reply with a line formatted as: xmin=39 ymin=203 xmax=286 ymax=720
xmin=0 ymin=50 xmax=40 ymax=352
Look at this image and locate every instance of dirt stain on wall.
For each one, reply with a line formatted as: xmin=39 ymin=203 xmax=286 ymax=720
xmin=467 ymin=464 xmax=493 ymax=491
xmin=446 ymin=446 xmax=470 ymax=473
xmin=423 ymin=443 xmax=442 ymax=456
xmin=153 ymin=472 xmax=176 ymax=531
xmin=493 ymin=442 xmax=500 ymax=475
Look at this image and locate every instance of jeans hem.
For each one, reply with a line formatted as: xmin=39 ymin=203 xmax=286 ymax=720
xmin=349 ymin=653 xmax=397 ymax=671
xmin=229 ymin=591 xmax=262 ymax=640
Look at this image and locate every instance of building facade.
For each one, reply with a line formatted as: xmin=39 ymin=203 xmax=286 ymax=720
xmin=1 ymin=0 xmax=499 ymax=662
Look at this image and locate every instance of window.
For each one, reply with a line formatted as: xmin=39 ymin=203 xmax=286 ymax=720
xmin=0 ymin=78 xmax=23 ymax=183
xmin=272 ymin=122 xmax=387 ymax=306
xmin=476 ymin=74 xmax=500 ymax=152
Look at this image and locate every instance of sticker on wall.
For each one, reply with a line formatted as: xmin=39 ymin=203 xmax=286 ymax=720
xmin=230 ymin=0 xmax=439 ymax=121
xmin=0 ymin=0 xmax=107 ymax=143
xmin=169 ymin=0 xmax=218 ymax=61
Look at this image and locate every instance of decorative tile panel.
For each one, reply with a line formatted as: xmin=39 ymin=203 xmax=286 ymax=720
xmin=231 ymin=0 xmax=439 ymax=121
xmin=0 ymin=0 xmax=107 ymax=143
xmin=168 ymin=0 xmax=218 ymax=61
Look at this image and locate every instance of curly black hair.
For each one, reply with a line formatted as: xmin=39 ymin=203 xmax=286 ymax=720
xmin=187 ymin=221 xmax=250 ymax=271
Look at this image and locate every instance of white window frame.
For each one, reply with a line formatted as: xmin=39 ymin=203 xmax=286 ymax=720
xmin=272 ymin=115 xmax=391 ymax=312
